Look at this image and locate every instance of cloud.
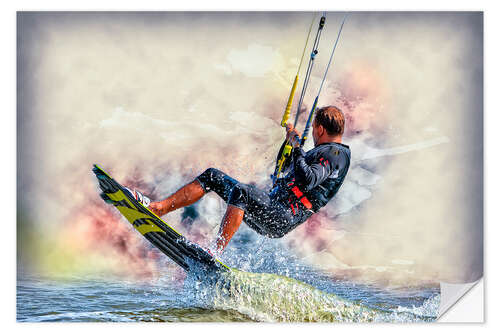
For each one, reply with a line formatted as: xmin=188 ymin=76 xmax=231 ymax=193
xmin=220 ymin=43 xmax=284 ymax=78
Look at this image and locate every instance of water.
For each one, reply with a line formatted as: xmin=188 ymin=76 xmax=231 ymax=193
xmin=17 ymin=270 xmax=439 ymax=322
xmin=16 ymin=274 xmax=253 ymax=322
xmin=17 ymin=229 xmax=440 ymax=322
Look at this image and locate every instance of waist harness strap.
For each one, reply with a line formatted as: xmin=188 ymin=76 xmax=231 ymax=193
xmin=287 ymin=181 xmax=313 ymax=210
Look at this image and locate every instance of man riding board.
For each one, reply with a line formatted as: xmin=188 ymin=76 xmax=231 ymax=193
xmin=130 ymin=106 xmax=350 ymax=257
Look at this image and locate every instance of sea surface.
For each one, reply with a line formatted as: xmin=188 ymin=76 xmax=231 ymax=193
xmin=17 ymin=231 xmax=440 ymax=323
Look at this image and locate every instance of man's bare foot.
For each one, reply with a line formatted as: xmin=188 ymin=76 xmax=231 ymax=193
xmin=148 ymin=201 xmax=164 ymax=216
xmin=206 ymin=247 xmax=221 ymax=259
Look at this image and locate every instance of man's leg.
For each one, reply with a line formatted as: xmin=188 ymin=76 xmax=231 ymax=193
xmin=211 ymin=183 xmax=295 ymax=253
xmin=149 ymin=168 xmax=239 ymax=217
xmin=149 ymin=180 xmax=205 ymax=217
xmin=214 ymin=204 xmax=245 ymax=254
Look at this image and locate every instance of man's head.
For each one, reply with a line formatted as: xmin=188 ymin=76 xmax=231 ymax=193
xmin=312 ymin=106 xmax=345 ymax=146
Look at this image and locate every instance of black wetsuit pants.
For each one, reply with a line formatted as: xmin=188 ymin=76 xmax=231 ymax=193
xmin=196 ymin=168 xmax=307 ymax=238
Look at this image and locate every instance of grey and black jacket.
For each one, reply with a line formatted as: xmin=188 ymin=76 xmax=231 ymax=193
xmin=274 ymin=142 xmax=351 ymax=214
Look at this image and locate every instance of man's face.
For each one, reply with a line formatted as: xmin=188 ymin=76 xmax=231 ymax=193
xmin=312 ymin=121 xmax=320 ymax=146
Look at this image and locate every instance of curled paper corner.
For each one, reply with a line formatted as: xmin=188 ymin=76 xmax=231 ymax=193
xmin=438 ymin=278 xmax=484 ymax=322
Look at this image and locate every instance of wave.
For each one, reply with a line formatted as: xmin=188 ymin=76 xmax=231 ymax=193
xmin=191 ymin=268 xmax=438 ymax=322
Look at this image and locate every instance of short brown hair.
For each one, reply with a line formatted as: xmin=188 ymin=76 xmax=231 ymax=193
xmin=314 ymin=106 xmax=345 ymax=135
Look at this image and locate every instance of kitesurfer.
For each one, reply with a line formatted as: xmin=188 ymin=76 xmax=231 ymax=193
xmin=143 ymin=106 xmax=350 ymax=256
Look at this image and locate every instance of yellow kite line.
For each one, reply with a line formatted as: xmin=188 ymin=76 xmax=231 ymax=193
xmin=280 ymin=13 xmax=317 ymax=127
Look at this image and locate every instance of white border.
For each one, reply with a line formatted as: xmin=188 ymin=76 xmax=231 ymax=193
xmin=6 ymin=0 xmax=495 ymax=331
xmin=439 ymin=279 xmax=484 ymax=322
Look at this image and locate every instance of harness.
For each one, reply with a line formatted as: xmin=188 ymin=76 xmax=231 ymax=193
xmin=285 ymin=178 xmax=313 ymax=215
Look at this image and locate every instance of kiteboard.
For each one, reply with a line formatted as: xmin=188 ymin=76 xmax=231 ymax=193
xmin=92 ymin=164 xmax=229 ymax=275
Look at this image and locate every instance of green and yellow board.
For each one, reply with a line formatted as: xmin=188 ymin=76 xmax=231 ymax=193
xmin=92 ymin=164 xmax=229 ymax=274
